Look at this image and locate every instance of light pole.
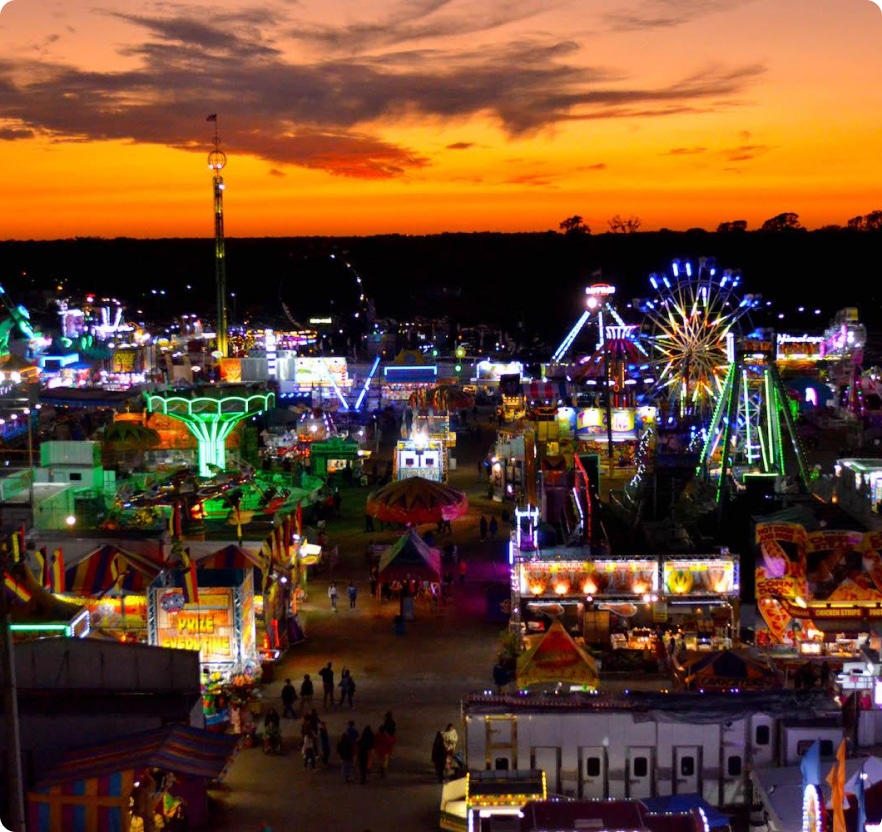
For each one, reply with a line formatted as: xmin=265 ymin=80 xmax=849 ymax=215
xmin=0 ymin=543 xmax=26 ymax=832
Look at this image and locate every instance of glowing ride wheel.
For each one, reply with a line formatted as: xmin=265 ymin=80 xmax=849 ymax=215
xmin=642 ymin=258 xmax=756 ymax=422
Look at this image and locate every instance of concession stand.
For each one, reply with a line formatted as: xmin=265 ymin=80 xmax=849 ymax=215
xmin=755 ymin=520 xmax=882 ymax=656
xmin=509 ymin=515 xmax=740 ymax=650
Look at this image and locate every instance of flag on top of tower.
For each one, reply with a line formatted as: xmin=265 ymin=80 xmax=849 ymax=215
xmin=206 ymin=114 xmax=217 ymax=122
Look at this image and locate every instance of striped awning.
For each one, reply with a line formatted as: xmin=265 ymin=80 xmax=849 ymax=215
xmin=196 ymin=544 xmax=269 ymax=573
xmin=64 ymin=545 xmax=164 ymax=595
xmin=31 ymin=724 xmax=240 ymax=787
xmin=523 ymin=382 xmax=561 ymax=401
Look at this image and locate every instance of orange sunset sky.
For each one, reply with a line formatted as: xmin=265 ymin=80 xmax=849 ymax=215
xmin=0 ymin=0 xmax=881 ymax=239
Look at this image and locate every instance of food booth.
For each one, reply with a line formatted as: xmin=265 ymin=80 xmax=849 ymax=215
xmin=510 ymin=524 xmax=740 ymax=651
xmin=755 ymin=521 xmax=882 ymax=657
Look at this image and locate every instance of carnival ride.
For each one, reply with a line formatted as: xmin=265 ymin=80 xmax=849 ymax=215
xmin=143 ymin=386 xmax=275 ymax=478
xmin=0 ymin=283 xmax=38 ymax=358
xmin=552 ymin=282 xmax=644 ymax=366
xmin=697 ymin=333 xmax=811 ymax=505
xmin=640 ymin=258 xmax=759 ymax=423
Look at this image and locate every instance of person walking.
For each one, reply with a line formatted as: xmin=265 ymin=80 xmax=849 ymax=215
xmin=328 ymin=582 xmax=339 ymax=612
xmin=458 ymin=558 xmax=467 ymax=584
xmin=488 ymin=515 xmax=498 ymax=540
xmin=337 ymin=730 xmax=355 ymax=783
xmin=299 ymin=674 xmax=314 ymax=716
xmin=382 ymin=711 xmax=397 ymax=737
xmin=441 ymin=722 xmax=459 ymax=778
xmin=318 ymin=721 xmax=331 ymax=766
xmin=373 ymin=724 xmax=396 ymax=778
xmin=431 ymin=731 xmax=447 ymax=783
xmin=319 ymin=661 xmax=335 ymax=708
xmin=347 ymin=580 xmax=358 ymax=609
xmin=339 ymin=667 xmax=356 ymax=708
xmin=356 ymin=724 xmax=375 ymax=783
xmin=301 ymin=730 xmax=318 ymax=769
xmin=281 ymin=678 xmax=298 ymax=719
xmin=479 ymin=516 xmax=488 ymax=542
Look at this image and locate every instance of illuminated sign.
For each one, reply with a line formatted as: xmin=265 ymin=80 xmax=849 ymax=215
xmin=604 ymin=325 xmax=637 ymax=341
xmin=155 ymin=587 xmax=235 ymax=661
xmin=265 ymin=328 xmax=278 ymax=378
xmin=586 ymin=283 xmax=615 ymax=296
xmin=663 ymin=560 xmax=737 ymax=596
xmin=293 ymin=356 xmax=350 ymax=387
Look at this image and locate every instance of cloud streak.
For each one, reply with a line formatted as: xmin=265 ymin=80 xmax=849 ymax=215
xmin=0 ymin=2 xmax=766 ymax=178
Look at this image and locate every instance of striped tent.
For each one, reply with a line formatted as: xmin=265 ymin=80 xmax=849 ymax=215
xmin=196 ymin=544 xmax=269 ymax=572
xmin=27 ymin=724 xmax=240 ymax=832
xmin=64 ymin=545 xmax=165 ymax=596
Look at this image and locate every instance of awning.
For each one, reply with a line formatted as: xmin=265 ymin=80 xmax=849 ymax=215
xmin=32 ymin=724 xmax=240 ymax=787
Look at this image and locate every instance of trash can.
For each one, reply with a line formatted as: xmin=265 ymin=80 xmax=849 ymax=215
xmin=394 ymin=615 xmax=406 ymax=636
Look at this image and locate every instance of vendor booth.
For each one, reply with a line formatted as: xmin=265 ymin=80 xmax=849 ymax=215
xmin=26 ymin=724 xmax=240 ymax=832
xmin=63 ymin=544 xmax=165 ymax=640
xmin=510 ymin=515 xmax=740 ymax=650
xmin=516 ymin=619 xmax=599 ymax=692
xmin=377 ymin=528 xmax=442 ymax=620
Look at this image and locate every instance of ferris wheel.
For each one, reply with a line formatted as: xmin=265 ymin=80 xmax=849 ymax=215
xmin=642 ymin=258 xmax=758 ymax=421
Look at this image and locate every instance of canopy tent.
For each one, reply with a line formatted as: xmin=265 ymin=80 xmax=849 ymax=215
xmin=27 ymin=724 xmax=240 ymax=831
xmin=196 ymin=543 xmax=269 ymax=573
xmin=366 ymin=476 xmax=469 ymax=525
xmin=64 ymin=545 xmax=165 ymax=595
xmin=679 ymin=649 xmax=783 ymax=691
xmin=516 ymin=619 xmax=599 ymax=691
xmin=844 ymin=755 xmax=882 ymax=793
xmin=378 ymin=528 xmax=442 ymax=582
xmin=641 ymin=794 xmax=732 ymax=830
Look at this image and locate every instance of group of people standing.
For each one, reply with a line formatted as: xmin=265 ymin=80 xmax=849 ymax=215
xmin=335 ymin=712 xmax=398 ymax=784
xmin=281 ymin=662 xmax=357 ymax=718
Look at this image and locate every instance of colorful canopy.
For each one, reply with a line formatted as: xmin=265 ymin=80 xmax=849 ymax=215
xmin=680 ymin=649 xmax=782 ymax=691
xmin=366 ymin=476 xmax=468 ymax=525
xmin=377 ymin=529 xmax=442 ymax=582
xmin=516 ymin=619 xmax=598 ymax=691
xmin=31 ymin=724 xmax=240 ymax=787
xmin=64 ymin=545 xmax=165 ymax=595
xmin=196 ymin=544 xmax=269 ymax=572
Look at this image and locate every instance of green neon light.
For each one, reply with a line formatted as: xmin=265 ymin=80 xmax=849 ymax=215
xmin=11 ymin=623 xmax=71 ymax=633
xmin=143 ymin=390 xmax=275 ymax=477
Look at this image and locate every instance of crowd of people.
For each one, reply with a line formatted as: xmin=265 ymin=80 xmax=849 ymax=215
xmin=263 ymin=661 xmax=465 ymax=786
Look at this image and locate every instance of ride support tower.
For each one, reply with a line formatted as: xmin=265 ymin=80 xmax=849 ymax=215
xmin=208 ymin=115 xmax=229 ymax=359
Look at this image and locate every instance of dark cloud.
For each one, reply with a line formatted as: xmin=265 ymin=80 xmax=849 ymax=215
xmin=603 ymin=0 xmax=742 ymax=32
xmin=724 ymin=143 xmax=772 ymax=162
xmin=0 ymin=4 xmax=766 ymax=178
xmin=504 ymin=173 xmax=558 ymax=187
xmin=664 ymin=147 xmax=707 ymax=155
xmin=445 ymin=142 xmax=474 ymax=150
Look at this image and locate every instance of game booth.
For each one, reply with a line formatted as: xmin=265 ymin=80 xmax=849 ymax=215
xmin=754 ymin=520 xmax=882 ymax=656
xmin=26 ymin=724 xmax=240 ymax=832
xmin=510 ymin=517 xmax=740 ymax=653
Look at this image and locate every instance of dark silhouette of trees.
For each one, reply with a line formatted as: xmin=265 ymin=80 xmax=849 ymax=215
xmin=846 ymin=210 xmax=882 ymax=231
xmin=760 ymin=212 xmax=804 ymax=232
xmin=717 ymin=220 xmax=748 ymax=233
xmin=608 ymin=214 xmax=641 ymax=233
xmin=559 ymin=216 xmax=590 ymax=235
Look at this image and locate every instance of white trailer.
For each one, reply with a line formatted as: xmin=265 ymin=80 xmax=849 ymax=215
xmin=462 ymin=689 xmax=843 ymax=808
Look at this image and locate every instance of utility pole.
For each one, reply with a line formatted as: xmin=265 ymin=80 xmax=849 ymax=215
xmin=0 ymin=543 xmax=26 ymax=832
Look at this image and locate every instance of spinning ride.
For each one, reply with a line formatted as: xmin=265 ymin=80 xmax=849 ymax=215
xmin=697 ymin=333 xmax=811 ymax=505
xmin=642 ymin=259 xmax=758 ymax=422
